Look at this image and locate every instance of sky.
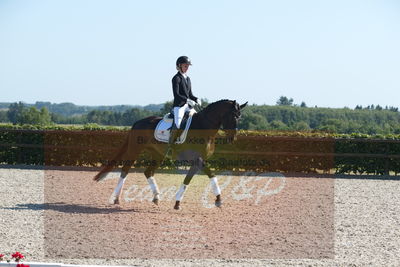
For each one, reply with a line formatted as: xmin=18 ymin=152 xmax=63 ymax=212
xmin=1 ymin=0 xmax=400 ymax=108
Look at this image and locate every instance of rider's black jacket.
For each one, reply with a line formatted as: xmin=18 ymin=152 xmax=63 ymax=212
xmin=172 ymin=72 xmax=198 ymax=107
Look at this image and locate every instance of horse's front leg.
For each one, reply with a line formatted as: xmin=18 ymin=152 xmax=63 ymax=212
xmin=174 ymin=163 xmax=200 ymax=210
xmin=146 ymin=176 xmax=160 ymax=205
xmin=202 ymin=164 xmax=222 ymax=207
xmin=144 ymin=155 xmax=164 ymax=205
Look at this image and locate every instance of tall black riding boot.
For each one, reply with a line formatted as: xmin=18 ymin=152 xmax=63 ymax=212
xmin=165 ymin=128 xmax=181 ymax=159
xmin=169 ymin=128 xmax=181 ymax=145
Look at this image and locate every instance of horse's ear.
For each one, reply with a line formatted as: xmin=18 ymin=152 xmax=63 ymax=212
xmin=240 ymin=102 xmax=248 ymax=110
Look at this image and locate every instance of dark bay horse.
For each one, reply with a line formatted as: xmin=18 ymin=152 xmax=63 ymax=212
xmin=94 ymin=99 xmax=247 ymax=210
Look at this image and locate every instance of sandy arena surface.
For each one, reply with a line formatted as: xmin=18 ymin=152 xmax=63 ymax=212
xmin=0 ymin=167 xmax=399 ymax=267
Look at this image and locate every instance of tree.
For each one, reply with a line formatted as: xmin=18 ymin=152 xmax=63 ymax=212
xmin=39 ymin=107 xmax=52 ymax=125
xmin=7 ymin=102 xmax=25 ymax=124
xmin=293 ymin=121 xmax=310 ymax=131
xmin=18 ymin=107 xmax=52 ymax=125
xmin=300 ymin=101 xmax=307 ymax=108
xmin=276 ymin=96 xmax=294 ymax=106
xmin=239 ymin=112 xmax=269 ymax=130
xmin=318 ymin=119 xmax=342 ymax=133
xmin=121 ymin=108 xmax=152 ymax=126
xmin=0 ymin=110 xmax=9 ymax=122
xmin=159 ymin=101 xmax=173 ymax=116
xmin=199 ymin=98 xmax=209 ymax=109
xmin=269 ymin=120 xmax=288 ymax=130
xmin=6 ymin=103 xmax=52 ymax=125
xmin=86 ymin=110 xmax=102 ymax=124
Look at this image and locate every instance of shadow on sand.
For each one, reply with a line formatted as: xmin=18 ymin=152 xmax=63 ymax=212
xmin=3 ymin=202 xmax=145 ymax=214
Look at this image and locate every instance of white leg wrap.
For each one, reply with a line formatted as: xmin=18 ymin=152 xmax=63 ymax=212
xmin=175 ymin=184 xmax=188 ymax=202
xmin=113 ymin=176 xmax=126 ymax=196
xmin=210 ymin=177 xmax=221 ymax=196
xmin=147 ymin=176 xmax=160 ymax=198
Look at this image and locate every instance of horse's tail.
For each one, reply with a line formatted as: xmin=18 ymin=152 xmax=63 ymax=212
xmin=93 ymin=133 xmax=130 ymax=182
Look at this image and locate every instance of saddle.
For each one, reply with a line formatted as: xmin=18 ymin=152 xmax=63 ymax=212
xmin=154 ymin=109 xmax=196 ymax=144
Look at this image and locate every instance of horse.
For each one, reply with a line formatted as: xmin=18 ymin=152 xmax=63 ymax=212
xmin=94 ymin=99 xmax=247 ymax=210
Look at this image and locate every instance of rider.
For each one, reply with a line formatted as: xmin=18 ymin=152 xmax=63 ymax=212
xmin=169 ymin=56 xmax=201 ymax=144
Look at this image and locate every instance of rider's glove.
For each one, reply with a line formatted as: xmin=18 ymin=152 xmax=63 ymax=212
xmin=187 ymin=99 xmax=196 ymax=107
xmin=196 ymin=98 xmax=202 ymax=107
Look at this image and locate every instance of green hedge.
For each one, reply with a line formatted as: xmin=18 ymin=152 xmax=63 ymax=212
xmin=0 ymin=124 xmax=399 ymax=175
xmin=334 ymin=138 xmax=400 ymax=175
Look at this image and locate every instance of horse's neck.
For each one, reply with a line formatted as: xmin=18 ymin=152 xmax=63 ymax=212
xmin=193 ymin=108 xmax=222 ymax=130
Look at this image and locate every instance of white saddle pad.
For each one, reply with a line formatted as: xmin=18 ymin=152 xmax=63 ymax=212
xmin=154 ymin=109 xmax=196 ymax=144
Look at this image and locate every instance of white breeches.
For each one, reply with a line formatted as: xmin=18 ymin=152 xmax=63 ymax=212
xmin=173 ymin=104 xmax=191 ymax=129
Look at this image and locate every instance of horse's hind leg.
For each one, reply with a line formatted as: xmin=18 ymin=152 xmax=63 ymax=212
xmin=174 ymin=158 xmax=203 ymax=210
xmin=174 ymin=158 xmax=222 ymax=209
xmin=109 ymin=160 xmax=134 ymax=204
xmin=144 ymin=154 xmax=164 ymax=205
xmin=203 ymin=163 xmax=222 ymax=208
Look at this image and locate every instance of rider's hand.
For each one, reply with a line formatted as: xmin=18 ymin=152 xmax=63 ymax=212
xmin=196 ymin=99 xmax=202 ymax=107
xmin=187 ymin=99 xmax=196 ymax=107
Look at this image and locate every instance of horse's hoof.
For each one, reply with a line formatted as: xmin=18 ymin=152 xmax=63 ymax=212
xmin=174 ymin=201 xmax=181 ymax=210
xmin=109 ymin=195 xmax=119 ymax=205
xmin=152 ymin=198 xmax=159 ymax=205
xmin=215 ymin=195 xmax=222 ymax=207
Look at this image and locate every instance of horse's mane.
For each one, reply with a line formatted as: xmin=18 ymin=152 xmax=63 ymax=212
xmin=201 ymin=99 xmax=232 ymax=113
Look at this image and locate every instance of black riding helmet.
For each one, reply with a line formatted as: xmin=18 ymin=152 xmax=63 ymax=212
xmin=176 ymin=56 xmax=192 ymax=67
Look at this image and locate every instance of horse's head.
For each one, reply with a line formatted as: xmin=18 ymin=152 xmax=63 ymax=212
xmin=200 ymin=99 xmax=248 ymax=140
xmin=220 ymin=100 xmax=248 ymax=141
